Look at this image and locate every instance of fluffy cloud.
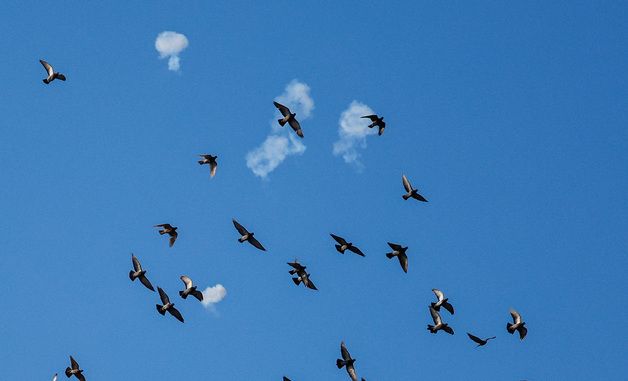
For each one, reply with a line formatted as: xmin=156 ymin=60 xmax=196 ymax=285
xmin=246 ymin=80 xmax=314 ymax=178
xmin=333 ymin=101 xmax=378 ymax=168
xmin=155 ymin=31 xmax=189 ymax=72
xmin=201 ymin=284 xmax=227 ymax=311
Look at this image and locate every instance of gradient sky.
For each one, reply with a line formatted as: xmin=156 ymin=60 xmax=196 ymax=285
xmin=1 ymin=1 xmax=627 ymax=380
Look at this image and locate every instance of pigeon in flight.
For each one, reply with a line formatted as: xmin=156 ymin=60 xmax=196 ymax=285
xmin=274 ymin=101 xmax=304 ymax=138
xmin=336 ymin=341 xmax=359 ymax=381
xmin=401 ymin=174 xmax=428 ymax=202
xmin=330 ymin=234 xmax=365 ymax=257
xmin=154 ymin=224 xmax=178 ymax=247
xmin=466 ymin=332 xmax=496 ymax=347
xmin=198 ymin=154 xmax=218 ymax=177
xmin=65 ymin=356 xmax=85 ymax=381
xmin=431 ymin=289 xmax=454 ymax=315
xmin=129 ymin=254 xmax=155 ymax=292
xmin=179 ymin=275 xmax=203 ymax=301
xmin=507 ymin=309 xmax=527 ymax=340
xmin=287 ymin=260 xmax=318 ymax=290
xmin=156 ymin=287 xmax=184 ymax=323
xmin=385 ymin=242 xmax=408 ymax=273
xmin=232 ymin=219 xmax=266 ymax=251
xmin=361 ymin=114 xmax=385 ymax=136
xmin=427 ymin=306 xmax=454 ymax=335
xmin=40 ymin=60 xmax=66 ymax=84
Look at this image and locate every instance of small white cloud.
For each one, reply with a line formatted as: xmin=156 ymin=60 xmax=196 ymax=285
xmin=246 ymin=80 xmax=314 ymax=179
xmin=201 ymin=284 xmax=227 ymax=311
xmin=155 ymin=31 xmax=189 ymax=72
xmin=333 ymin=100 xmax=378 ymax=168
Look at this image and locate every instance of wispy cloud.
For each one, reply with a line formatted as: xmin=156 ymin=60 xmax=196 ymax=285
xmin=246 ymin=80 xmax=314 ymax=178
xmin=155 ymin=31 xmax=189 ymax=72
xmin=201 ymin=284 xmax=227 ymax=313
xmin=333 ymin=101 xmax=377 ymax=168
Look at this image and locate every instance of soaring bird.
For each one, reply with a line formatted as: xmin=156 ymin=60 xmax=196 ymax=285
xmin=427 ymin=306 xmax=454 ymax=335
xmin=431 ymin=289 xmax=454 ymax=315
xmin=179 ymin=275 xmax=203 ymax=301
xmin=274 ymin=101 xmax=304 ymax=138
xmin=156 ymin=287 xmax=184 ymax=323
xmin=401 ymin=174 xmax=428 ymax=202
xmin=198 ymin=154 xmax=218 ymax=177
xmin=232 ymin=219 xmax=266 ymax=251
xmin=466 ymin=332 xmax=496 ymax=347
xmin=52 ymin=373 xmax=58 ymax=381
xmin=283 ymin=377 xmax=291 ymax=381
xmin=154 ymin=224 xmax=178 ymax=247
xmin=287 ymin=260 xmax=318 ymax=290
xmin=40 ymin=60 xmax=66 ymax=84
xmin=129 ymin=254 xmax=155 ymax=292
xmin=385 ymin=242 xmax=408 ymax=273
xmin=65 ymin=356 xmax=85 ymax=381
xmin=507 ymin=309 xmax=527 ymax=340
xmin=361 ymin=114 xmax=385 ymax=136
xmin=336 ymin=341 xmax=358 ymax=381
xmin=330 ymin=234 xmax=365 ymax=257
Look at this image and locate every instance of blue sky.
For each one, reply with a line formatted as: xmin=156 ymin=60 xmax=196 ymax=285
xmin=1 ymin=1 xmax=627 ymax=380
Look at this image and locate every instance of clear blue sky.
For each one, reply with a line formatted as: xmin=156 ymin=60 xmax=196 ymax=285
xmin=1 ymin=1 xmax=627 ymax=380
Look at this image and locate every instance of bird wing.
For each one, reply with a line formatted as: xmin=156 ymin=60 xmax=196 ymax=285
xmin=305 ymin=276 xmax=318 ymax=290
xmin=340 ymin=341 xmax=352 ymax=361
xmin=40 ymin=60 xmax=54 ymax=76
xmin=139 ymin=275 xmax=155 ymax=291
xmin=361 ymin=115 xmax=378 ymax=121
xmin=168 ymin=306 xmax=185 ymax=323
xmin=518 ymin=325 xmax=528 ymax=340
xmin=432 ymin=288 xmax=445 ymax=302
xmin=510 ymin=309 xmax=522 ymax=324
xmin=154 ymin=223 xmax=172 ymax=229
xmin=467 ymin=332 xmax=484 ymax=344
xmin=76 ymin=373 xmax=86 ymax=381
xmin=169 ymin=231 xmax=178 ymax=247
xmin=402 ymin=175 xmax=413 ymax=192
xmin=287 ymin=261 xmax=305 ymax=271
xmin=330 ymin=234 xmax=347 ymax=245
xmin=398 ymin=254 xmax=408 ymax=273
xmin=131 ymin=254 xmax=142 ymax=271
xmin=412 ymin=192 xmax=428 ymax=202
xmin=347 ymin=245 xmax=365 ymax=257
xmin=56 ymin=73 xmax=66 ymax=81
xmin=347 ymin=364 xmax=358 ymax=381
xmin=180 ymin=275 xmax=193 ymax=289
xmin=210 ymin=161 xmax=218 ymax=177
xmin=273 ymin=101 xmax=291 ymax=117
xmin=192 ymin=290 xmax=204 ymax=301
xmin=442 ymin=301 xmax=455 ymax=315
xmin=232 ymin=219 xmax=249 ymax=235
xmin=70 ymin=356 xmax=79 ymax=370
xmin=288 ymin=118 xmax=304 ymax=137
xmin=248 ymin=235 xmax=266 ymax=251
xmin=158 ymin=287 xmax=170 ymax=304
xmin=387 ymin=242 xmax=402 ymax=251
xmin=429 ymin=306 xmax=442 ymax=325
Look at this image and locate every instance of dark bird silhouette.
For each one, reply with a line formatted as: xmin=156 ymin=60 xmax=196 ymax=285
xmin=40 ymin=60 xmax=66 ymax=84
xmin=154 ymin=224 xmax=178 ymax=247
xmin=179 ymin=275 xmax=203 ymax=301
xmin=156 ymin=287 xmax=184 ymax=323
xmin=467 ymin=332 xmax=496 ymax=347
xmin=65 ymin=356 xmax=85 ymax=381
xmin=287 ymin=260 xmax=318 ymax=290
xmin=336 ymin=341 xmax=358 ymax=381
xmin=431 ymin=289 xmax=454 ymax=315
xmin=385 ymin=242 xmax=408 ymax=273
xmin=283 ymin=377 xmax=291 ymax=381
xmin=402 ymin=174 xmax=428 ymax=202
xmin=274 ymin=101 xmax=304 ymax=138
xmin=361 ymin=114 xmax=385 ymax=136
xmin=507 ymin=309 xmax=527 ymax=340
xmin=232 ymin=219 xmax=266 ymax=251
xmin=330 ymin=234 xmax=365 ymax=257
xmin=198 ymin=154 xmax=218 ymax=177
xmin=427 ymin=306 xmax=454 ymax=335
xmin=129 ymin=254 xmax=155 ymax=291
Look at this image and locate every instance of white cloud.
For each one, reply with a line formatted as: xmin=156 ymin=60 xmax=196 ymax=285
xmin=246 ymin=80 xmax=314 ymax=178
xmin=201 ymin=284 xmax=227 ymax=311
xmin=155 ymin=31 xmax=189 ymax=72
xmin=333 ymin=100 xmax=378 ymax=168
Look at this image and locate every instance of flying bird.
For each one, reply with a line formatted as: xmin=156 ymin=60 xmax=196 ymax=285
xmin=283 ymin=377 xmax=291 ymax=381
xmin=330 ymin=234 xmax=365 ymax=257
xmin=179 ymin=275 xmax=203 ymax=301
xmin=385 ymin=242 xmax=408 ymax=273
xmin=65 ymin=356 xmax=85 ymax=381
xmin=361 ymin=114 xmax=385 ymax=136
xmin=232 ymin=219 xmax=266 ymax=251
xmin=129 ymin=254 xmax=155 ymax=291
xmin=274 ymin=101 xmax=304 ymax=138
xmin=507 ymin=309 xmax=527 ymax=340
xmin=287 ymin=260 xmax=318 ymax=290
xmin=466 ymin=332 xmax=496 ymax=347
xmin=198 ymin=154 xmax=218 ymax=177
xmin=336 ymin=341 xmax=358 ymax=381
xmin=40 ymin=59 xmax=66 ymax=84
xmin=401 ymin=174 xmax=428 ymax=202
xmin=427 ymin=306 xmax=454 ymax=335
xmin=154 ymin=224 xmax=178 ymax=247
xmin=431 ymin=289 xmax=454 ymax=315
xmin=156 ymin=287 xmax=184 ymax=323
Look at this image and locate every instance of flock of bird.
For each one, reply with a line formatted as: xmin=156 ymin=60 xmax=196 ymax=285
xmin=40 ymin=59 xmax=528 ymax=381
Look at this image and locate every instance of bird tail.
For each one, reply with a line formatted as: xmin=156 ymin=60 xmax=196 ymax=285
xmin=198 ymin=160 xmax=205 ymax=165
xmin=158 ymin=230 xmax=166 ymax=235
xmin=292 ymin=277 xmax=301 ymax=286
xmin=335 ymin=244 xmax=344 ymax=253
xmin=336 ymin=359 xmax=345 ymax=369
xmin=278 ymin=118 xmax=287 ymax=126
xmin=129 ymin=271 xmax=136 ymax=281
xmin=386 ymin=252 xmax=395 ymax=259
xmin=288 ymin=269 xmax=297 ymax=275
xmin=402 ymin=194 xmax=411 ymax=200
xmin=507 ymin=323 xmax=515 ymax=333
xmin=238 ymin=237 xmax=246 ymax=243
xmin=43 ymin=78 xmax=50 ymax=84
xmin=156 ymin=304 xmax=166 ymax=315
xmin=430 ymin=302 xmax=439 ymax=311
xmin=179 ymin=290 xmax=187 ymax=299
xmin=65 ymin=367 xmax=72 ymax=377
xmin=427 ymin=324 xmax=436 ymax=333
